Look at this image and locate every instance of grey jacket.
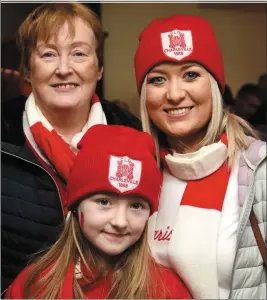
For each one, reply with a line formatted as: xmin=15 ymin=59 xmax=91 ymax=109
xmin=230 ymin=139 xmax=266 ymax=299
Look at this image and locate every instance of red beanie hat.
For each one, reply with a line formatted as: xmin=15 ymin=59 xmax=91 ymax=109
xmin=66 ymin=125 xmax=162 ymax=215
xmin=135 ymin=14 xmax=225 ymax=93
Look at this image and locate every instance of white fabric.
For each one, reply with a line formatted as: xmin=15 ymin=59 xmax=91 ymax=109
xmin=230 ymin=140 xmax=266 ymax=299
xmin=148 ymin=170 xmax=186 ymax=268
xmin=217 ymin=153 xmax=240 ymax=299
xmin=165 ymin=140 xmax=227 ymax=180
xmin=74 ymin=257 xmax=82 ymax=279
xmin=70 ymin=101 xmax=107 ymax=150
xmin=169 ymin=206 xmax=221 ymax=299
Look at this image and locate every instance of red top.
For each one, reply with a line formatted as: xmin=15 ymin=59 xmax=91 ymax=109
xmin=6 ymin=261 xmax=191 ymax=299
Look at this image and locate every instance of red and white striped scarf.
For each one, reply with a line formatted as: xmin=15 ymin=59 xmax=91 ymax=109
xmin=23 ymin=93 xmax=107 ymax=181
xmin=148 ymin=134 xmax=234 ymax=298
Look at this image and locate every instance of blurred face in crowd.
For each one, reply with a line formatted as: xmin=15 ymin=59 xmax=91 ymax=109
xmin=259 ymin=75 xmax=267 ymax=101
xmin=236 ymin=94 xmax=262 ymax=121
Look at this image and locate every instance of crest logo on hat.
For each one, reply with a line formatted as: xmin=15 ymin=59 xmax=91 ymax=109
xmin=109 ymin=156 xmax=142 ymax=193
xmin=161 ymin=30 xmax=193 ymax=60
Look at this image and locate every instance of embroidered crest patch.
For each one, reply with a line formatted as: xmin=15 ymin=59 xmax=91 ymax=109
xmin=161 ymin=29 xmax=193 ymax=60
xmin=109 ymin=155 xmax=142 ymax=192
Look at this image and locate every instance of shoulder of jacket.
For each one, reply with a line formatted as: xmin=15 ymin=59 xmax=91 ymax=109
xmin=242 ymin=138 xmax=266 ymax=169
xmin=1 ymin=141 xmax=42 ymax=167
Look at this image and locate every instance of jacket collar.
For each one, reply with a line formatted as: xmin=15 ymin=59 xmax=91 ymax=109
xmin=1 ymin=140 xmax=44 ymax=167
xmin=243 ymin=138 xmax=266 ymax=169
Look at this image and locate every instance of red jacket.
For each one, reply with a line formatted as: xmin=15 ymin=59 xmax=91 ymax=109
xmin=6 ymin=261 xmax=191 ymax=299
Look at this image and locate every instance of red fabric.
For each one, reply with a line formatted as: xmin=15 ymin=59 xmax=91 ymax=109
xmin=160 ymin=134 xmax=230 ymax=211
xmin=135 ymin=15 xmax=225 ymax=93
xmin=66 ymin=125 xmax=162 ymax=214
xmin=180 ymin=160 xmax=230 ymax=211
xmin=29 ymin=93 xmax=100 ymax=182
xmin=180 ymin=133 xmax=230 ymax=211
xmin=6 ymin=262 xmax=191 ymax=299
xmin=5 ymin=264 xmax=74 ymax=299
xmin=31 ymin=123 xmax=76 ymax=181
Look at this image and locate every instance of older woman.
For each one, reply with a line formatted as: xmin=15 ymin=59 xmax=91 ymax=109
xmin=1 ymin=3 xmax=140 ymax=294
xmin=134 ymin=15 xmax=266 ymax=299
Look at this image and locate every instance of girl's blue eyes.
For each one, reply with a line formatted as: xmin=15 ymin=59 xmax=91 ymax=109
xmin=96 ymin=199 xmax=145 ymax=210
xmin=130 ymin=203 xmax=145 ymax=210
xmin=97 ymin=199 xmax=110 ymax=206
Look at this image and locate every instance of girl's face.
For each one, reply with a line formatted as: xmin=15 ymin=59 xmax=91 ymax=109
xmin=78 ymin=193 xmax=150 ymax=257
xmin=146 ymin=62 xmax=212 ymax=150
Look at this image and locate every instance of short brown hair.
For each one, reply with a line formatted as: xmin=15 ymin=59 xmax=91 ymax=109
xmin=17 ymin=3 xmax=104 ymax=74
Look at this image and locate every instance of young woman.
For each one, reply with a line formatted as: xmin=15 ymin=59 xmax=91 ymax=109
xmin=134 ymin=14 xmax=266 ymax=299
xmin=1 ymin=3 xmax=141 ymax=295
xmin=6 ymin=125 xmax=191 ymax=299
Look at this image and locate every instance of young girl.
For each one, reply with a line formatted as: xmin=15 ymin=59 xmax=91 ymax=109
xmin=6 ymin=125 xmax=191 ymax=299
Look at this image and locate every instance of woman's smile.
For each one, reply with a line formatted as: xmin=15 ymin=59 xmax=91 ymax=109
xmin=164 ymin=106 xmax=194 ymax=118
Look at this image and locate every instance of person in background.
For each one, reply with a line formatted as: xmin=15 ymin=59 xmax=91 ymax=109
xmin=258 ymin=72 xmax=267 ymax=102
xmin=134 ymin=14 xmax=266 ymax=299
xmin=6 ymin=125 xmax=191 ymax=299
xmin=1 ymin=3 xmax=141 ymax=295
xmin=234 ymin=83 xmax=264 ymax=125
xmin=235 ymin=83 xmax=266 ymax=140
xmin=253 ymin=72 xmax=267 ymax=139
xmin=222 ymin=84 xmax=234 ymax=110
xmin=112 ymin=99 xmax=131 ymax=112
xmin=1 ymin=39 xmax=32 ymax=102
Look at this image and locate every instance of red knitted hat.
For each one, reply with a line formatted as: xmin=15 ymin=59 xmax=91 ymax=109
xmin=135 ymin=14 xmax=225 ymax=93
xmin=66 ymin=125 xmax=162 ymax=214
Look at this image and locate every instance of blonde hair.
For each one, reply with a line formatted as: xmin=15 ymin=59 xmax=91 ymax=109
xmin=140 ymin=73 xmax=259 ymax=168
xmin=17 ymin=3 xmax=104 ymax=74
xmin=24 ymin=212 xmax=162 ymax=299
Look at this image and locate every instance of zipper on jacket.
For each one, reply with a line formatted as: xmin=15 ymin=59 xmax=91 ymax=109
xmin=2 ymin=150 xmax=65 ymax=218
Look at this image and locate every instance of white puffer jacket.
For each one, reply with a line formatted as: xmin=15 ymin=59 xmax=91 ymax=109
xmin=229 ymin=139 xmax=266 ymax=299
